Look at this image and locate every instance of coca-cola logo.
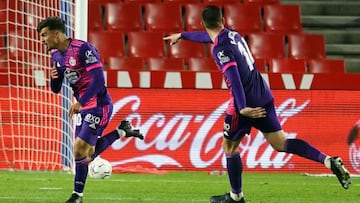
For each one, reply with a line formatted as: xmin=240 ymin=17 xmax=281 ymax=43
xmin=109 ymin=95 xmax=310 ymax=170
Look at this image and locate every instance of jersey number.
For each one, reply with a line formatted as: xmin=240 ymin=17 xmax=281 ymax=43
xmin=237 ymin=39 xmax=255 ymax=71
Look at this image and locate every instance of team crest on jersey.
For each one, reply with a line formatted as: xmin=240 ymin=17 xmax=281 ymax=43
xmin=217 ymin=51 xmax=230 ymax=65
xmin=64 ymin=69 xmax=80 ymax=84
xmin=69 ymin=56 xmax=77 ymax=66
xmin=85 ymin=50 xmax=98 ymax=64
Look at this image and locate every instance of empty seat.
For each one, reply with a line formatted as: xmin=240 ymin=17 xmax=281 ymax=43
xmin=202 ymin=0 xmax=239 ymax=4
xmin=146 ymin=57 xmax=185 ymax=71
xmin=144 ymin=3 xmax=183 ymax=32
xmin=224 ymin=4 xmax=262 ymax=34
xmin=108 ymin=56 xmax=145 ymax=70
xmin=88 ymin=31 xmax=125 ymax=64
xmin=162 ymin=0 xmax=200 ymax=3
xmin=184 ymin=4 xmax=206 ymax=31
xmin=288 ymin=33 xmax=326 ymax=59
xmin=255 ymin=58 xmax=268 ymax=72
xmin=242 ymin=0 xmax=279 ymax=5
xmin=168 ymin=40 xmax=207 ymax=60
xmin=88 ymin=1 xmax=104 ymax=31
xmin=263 ymin=5 xmax=302 ymax=35
xmin=105 ymin=3 xmax=142 ymax=32
xmin=127 ymin=31 xmax=166 ymax=58
xmin=307 ymin=59 xmax=345 ymax=73
xmin=187 ymin=57 xmax=218 ymax=72
xmin=123 ymin=0 xmax=161 ymax=3
xmin=269 ymin=58 xmax=306 ymax=73
xmin=247 ymin=32 xmax=286 ymax=60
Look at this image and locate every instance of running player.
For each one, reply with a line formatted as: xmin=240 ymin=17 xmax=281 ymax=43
xmin=164 ymin=5 xmax=351 ymax=203
xmin=37 ymin=16 xmax=143 ymax=203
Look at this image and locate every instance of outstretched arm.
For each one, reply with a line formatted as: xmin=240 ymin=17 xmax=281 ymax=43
xmin=163 ymin=31 xmax=212 ymax=45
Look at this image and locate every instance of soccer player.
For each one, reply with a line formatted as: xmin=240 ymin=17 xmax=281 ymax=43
xmin=164 ymin=5 xmax=351 ymax=203
xmin=37 ymin=17 xmax=144 ymax=203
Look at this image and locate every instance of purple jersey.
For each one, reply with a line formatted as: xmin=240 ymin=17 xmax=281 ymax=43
xmin=50 ymin=39 xmax=112 ymax=109
xmin=182 ymin=29 xmax=273 ymax=115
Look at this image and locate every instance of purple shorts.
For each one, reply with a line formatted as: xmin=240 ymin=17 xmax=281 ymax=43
xmin=223 ymin=100 xmax=282 ymax=140
xmin=75 ymin=104 xmax=113 ymax=146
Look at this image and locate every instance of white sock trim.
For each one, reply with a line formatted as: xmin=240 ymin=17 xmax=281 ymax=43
xmin=324 ymin=156 xmax=331 ymax=169
xmin=73 ymin=191 xmax=83 ymax=197
xmin=230 ymin=191 xmax=244 ymax=201
xmin=117 ymin=129 xmax=126 ymax=137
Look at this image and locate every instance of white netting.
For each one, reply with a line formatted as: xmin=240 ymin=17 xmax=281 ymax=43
xmin=0 ymin=0 xmax=75 ymax=171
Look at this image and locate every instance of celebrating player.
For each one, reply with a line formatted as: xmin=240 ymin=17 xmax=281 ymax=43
xmin=164 ymin=5 xmax=351 ymax=203
xmin=37 ymin=16 xmax=144 ymax=203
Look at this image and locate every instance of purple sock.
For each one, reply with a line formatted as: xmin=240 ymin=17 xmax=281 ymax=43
xmin=226 ymin=152 xmax=243 ymax=194
xmin=74 ymin=157 xmax=89 ymax=193
xmin=91 ymin=130 xmax=119 ymax=160
xmin=284 ymin=139 xmax=327 ymax=164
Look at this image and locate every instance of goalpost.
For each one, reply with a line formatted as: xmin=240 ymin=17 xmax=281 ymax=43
xmin=0 ymin=0 xmax=87 ymax=171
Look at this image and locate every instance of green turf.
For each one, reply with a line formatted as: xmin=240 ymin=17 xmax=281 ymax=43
xmin=0 ymin=170 xmax=358 ymax=203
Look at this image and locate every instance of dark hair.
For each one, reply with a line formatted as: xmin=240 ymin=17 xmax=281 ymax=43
xmin=36 ymin=16 xmax=66 ymax=33
xmin=201 ymin=5 xmax=222 ymax=29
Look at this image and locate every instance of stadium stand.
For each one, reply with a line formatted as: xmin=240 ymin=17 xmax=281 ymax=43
xmin=223 ymin=4 xmax=263 ymax=34
xmin=88 ymin=1 xmax=104 ymax=32
xmin=183 ymin=4 xmax=206 ymax=31
xmin=307 ymin=58 xmax=346 ymax=73
xmin=247 ymin=32 xmax=286 ymax=60
xmin=162 ymin=0 xmax=201 ymax=3
xmin=127 ymin=31 xmax=166 ymax=58
xmin=282 ymin=0 xmax=359 ymax=73
xmin=255 ymin=58 xmax=268 ymax=73
xmin=146 ymin=57 xmax=185 ymax=71
xmin=288 ymin=33 xmax=326 ymax=59
xmin=88 ymin=31 xmax=125 ymax=65
xmin=187 ymin=57 xmax=217 ymax=72
xmin=168 ymin=39 xmax=207 ymax=60
xmin=243 ymin=0 xmax=280 ymax=5
xmin=144 ymin=3 xmax=183 ymax=33
xmin=263 ymin=4 xmax=303 ymax=35
xmin=269 ymin=58 xmax=307 ymax=73
xmin=108 ymin=56 xmax=145 ymax=70
xmin=105 ymin=2 xmax=143 ymax=32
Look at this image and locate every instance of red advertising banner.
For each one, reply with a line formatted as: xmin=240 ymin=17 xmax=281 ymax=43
xmin=101 ymin=88 xmax=360 ymax=174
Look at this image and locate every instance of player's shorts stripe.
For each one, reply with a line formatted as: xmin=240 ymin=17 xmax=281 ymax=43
xmin=100 ymin=105 xmax=110 ymax=126
xmin=86 ymin=63 xmax=102 ymax=71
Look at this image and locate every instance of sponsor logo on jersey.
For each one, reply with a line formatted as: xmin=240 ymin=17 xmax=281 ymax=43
xmin=85 ymin=50 xmax=98 ymax=64
xmin=64 ymin=69 xmax=80 ymax=84
xmin=217 ymin=50 xmax=230 ymax=65
xmin=84 ymin=113 xmax=101 ymax=125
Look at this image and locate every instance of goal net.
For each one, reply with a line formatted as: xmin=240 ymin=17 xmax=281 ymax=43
xmin=0 ymin=0 xmax=78 ymax=171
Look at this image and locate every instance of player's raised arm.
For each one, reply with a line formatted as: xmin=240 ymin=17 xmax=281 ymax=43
xmin=164 ymin=31 xmax=213 ymax=45
xmin=49 ymin=60 xmax=63 ymax=94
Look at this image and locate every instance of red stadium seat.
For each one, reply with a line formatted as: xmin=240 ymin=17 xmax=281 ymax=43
xmin=88 ymin=1 xmax=104 ymax=32
xmin=88 ymin=31 xmax=125 ymax=64
xmin=223 ymin=4 xmax=262 ymax=34
xmin=162 ymin=0 xmax=201 ymax=3
xmin=263 ymin=5 xmax=302 ymax=35
xmin=288 ymin=33 xmax=326 ymax=59
xmin=255 ymin=58 xmax=268 ymax=72
xmin=242 ymin=0 xmax=279 ymax=5
xmin=144 ymin=3 xmax=183 ymax=33
xmin=108 ymin=56 xmax=145 ymax=70
xmin=105 ymin=3 xmax=143 ymax=32
xmin=307 ymin=59 xmax=345 ymax=73
xmin=127 ymin=31 xmax=166 ymax=58
xmin=187 ymin=57 xmax=218 ymax=72
xmin=168 ymin=40 xmax=207 ymax=60
xmin=202 ymin=0 xmax=239 ymax=4
xmin=184 ymin=4 xmax=206 ymax=31
xmin=146 ymin=57 xmax=185 ymax=71
xmin=269 ymin=58 xmax=306 ymax=73
xmin=247 ymin=32 xmax=286 ymax=60
xmin=123 ymin=0 xmax=161 ymax=3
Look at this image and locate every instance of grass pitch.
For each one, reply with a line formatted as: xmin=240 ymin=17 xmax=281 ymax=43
xmin=0 ymin=170 xmax=358 ymax=203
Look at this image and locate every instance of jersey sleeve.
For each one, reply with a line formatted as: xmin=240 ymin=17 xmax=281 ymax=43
xmin=50 ymin=52 xmax=64 ymax=94
xmin=77 ymin=43 xmax=106 ymax=106
xmin=213 ymin=46 xmax=246 ymax=111
xmin=180 ymin=31 xmax=213 ymax=43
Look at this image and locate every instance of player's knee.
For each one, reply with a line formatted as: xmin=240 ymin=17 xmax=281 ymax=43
xmin=222 ymin=139 xmax=240 ymax=154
